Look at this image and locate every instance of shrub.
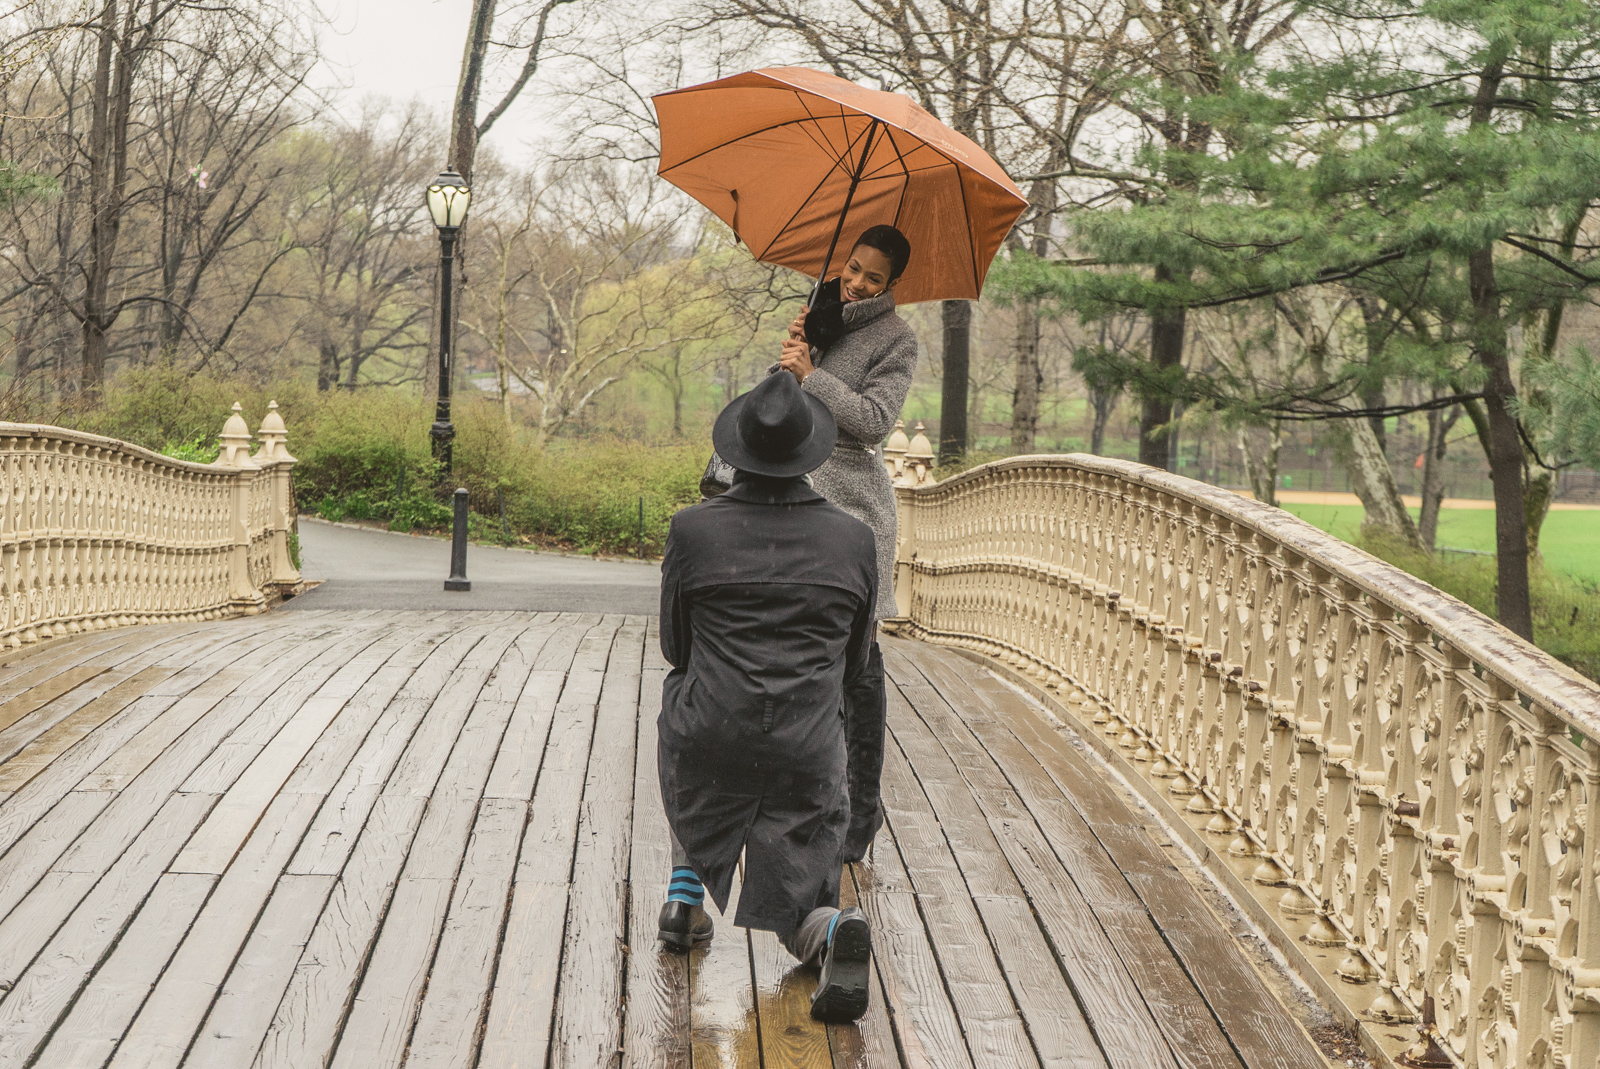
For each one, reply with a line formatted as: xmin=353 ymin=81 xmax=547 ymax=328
xmin=1363 ymin=535 xmax=1600 ymax=682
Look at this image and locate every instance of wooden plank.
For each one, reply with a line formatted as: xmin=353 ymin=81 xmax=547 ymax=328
xmin=751 ymin=926 xmax=833 ymax=1068
xmin=972 ymin=893 xmax=1120 ymax=1069
xmin=0 ymin=667 xmax=176 ymax=792
xmin=285 ymin=626 xmax=491 ymax=876
xmin=0 ymin=792 xmax=220 ymax=1068
xmin=0 ymin=632 xmax=136 ymax=693
xmin=0 ymin=791 xmax=114 ymax=928
xmin=329 ymin=626 xmax=538 ymax=1069
xmin=0 ymin=666 xmax=107 ymax=733
xmin=327 ymin=876 xmax=454 ymax=1069
xmin=0 ymin=871 xmax=97 ymax=990
xmin=27 ymin=873 xmax=215 ymax=1069
xmin=107 ymin=792 xmax=325 ymax=1069
xmin=620 ymin=665 xmax=690 ymax=1069
xmin=688 ymin=869 xmax=758 ymax=1068
xmin=77 ymin=634 xmax=309 ymax=792
xmin=847 ymin=817 xmax=973 ymax=1069
xmin=377 ymin=625 xmax=521 ymax=800
xmin=277 ymin=621 xmax=466 ymax=803
xmin=170 ymin=624 xmax=438 ymax=874
xmin=826 ymin=864 xmax=901 ymax=1069
xmin=254 ymin=795 xmax=428 ymax=1069
xmin=183 ymin=874 xmax=340 ymax=1068
xmin=0 ymin=627 xmax=320 ymax=858
xmin=178 ymin=623 xmax=408 ymax=794
xmin=931 ymin=653 xmax=1326 ymax=1069
xmin=550 ymin=617 xmax=646 ymax=1069
xmin=886 ymin=650 xmax=1198 ymax=1069
xmin=405 ymin=798 xmax=528 ymax=1069
xmin=478 ymin=617 xmax=625 ymax=1067
xmin=875 ymin=739 xmax=1042 ymax=1069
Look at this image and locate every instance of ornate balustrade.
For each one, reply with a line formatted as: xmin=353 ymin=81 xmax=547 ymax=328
xmin=890 ymin=454 xmax=1600 ymax=1069
xmin=0 ymin=401 xmax=301 ymax=647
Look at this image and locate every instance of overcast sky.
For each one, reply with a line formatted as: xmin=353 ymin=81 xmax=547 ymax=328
xmin=316 ymin=0 xmax=553 ymax=165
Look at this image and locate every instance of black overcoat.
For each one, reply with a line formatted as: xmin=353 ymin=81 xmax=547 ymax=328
xmin=658 ymin=473 xmax=877 ymax=938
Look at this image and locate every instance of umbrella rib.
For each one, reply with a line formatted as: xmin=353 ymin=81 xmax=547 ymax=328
xmin=658 ymin=114 xmax=858 ymax=176
xmin=953 ymin=158 xmax=980 ymax=294
xmin=753 ymin=117 xmax=881 ymax=262
xmin=792 ymin=93 xmax=852 ymax=166
xmin=882 ymin=127 xmax=912 ymax=231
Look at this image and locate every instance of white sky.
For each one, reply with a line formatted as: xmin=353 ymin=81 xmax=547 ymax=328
xmin=315 ymin=0 xmax=553 ymax=165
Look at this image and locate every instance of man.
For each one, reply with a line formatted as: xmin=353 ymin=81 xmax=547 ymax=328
xmin=657 ymin=371 xmax=878 ymax=1023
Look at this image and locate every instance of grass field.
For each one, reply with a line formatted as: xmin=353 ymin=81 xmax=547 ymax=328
xmin=1279 ymin=503 xmax=1600 ymax=582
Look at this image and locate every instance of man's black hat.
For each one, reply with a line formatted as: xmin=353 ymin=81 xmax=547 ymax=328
xmin=712 ymin=372 xmax=836 ymax=478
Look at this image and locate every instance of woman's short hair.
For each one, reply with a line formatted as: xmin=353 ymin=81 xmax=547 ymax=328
xmin=853 ymin=225 xmax=911 ymax=281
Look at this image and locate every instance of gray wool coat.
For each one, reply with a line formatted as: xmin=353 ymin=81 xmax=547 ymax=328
xmin=792 ymin=283 xmax=919 ymax=619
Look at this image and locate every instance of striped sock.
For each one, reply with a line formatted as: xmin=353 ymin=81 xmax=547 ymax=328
xmin=668 ymin=867 xmax=704 ymax=906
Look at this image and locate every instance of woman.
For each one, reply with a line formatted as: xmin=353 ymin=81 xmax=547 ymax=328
xmin=778 ymin=223 xmax=917 ymax=860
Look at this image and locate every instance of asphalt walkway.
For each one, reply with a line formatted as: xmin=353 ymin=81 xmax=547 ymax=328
xmin=284 ymin=517 xmax=661 ymax=614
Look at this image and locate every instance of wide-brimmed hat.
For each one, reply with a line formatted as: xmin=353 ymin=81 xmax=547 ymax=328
xmin=712 ymin=372 xmax=836 ymax=477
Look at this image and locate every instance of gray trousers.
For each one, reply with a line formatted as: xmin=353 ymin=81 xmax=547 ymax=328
xmin=670 ymin=830 xmax=837 ymax=965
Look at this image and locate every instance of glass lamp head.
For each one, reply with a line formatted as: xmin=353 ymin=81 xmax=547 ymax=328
xmin=426 ymin=170 xmax=471 ymax=230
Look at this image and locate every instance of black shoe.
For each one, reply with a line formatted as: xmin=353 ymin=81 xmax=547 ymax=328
xmin=810 ymin=908 xmax=871 ymax=1022
xmin=658 ymin=900 xmax=714 ymax=951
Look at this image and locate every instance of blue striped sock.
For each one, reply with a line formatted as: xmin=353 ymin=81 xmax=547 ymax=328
xmin=668 ymin=867 xmax=704 ymax=906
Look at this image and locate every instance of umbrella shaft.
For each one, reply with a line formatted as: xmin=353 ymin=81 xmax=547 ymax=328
xmin=809 ymin=119 xmax=881 ymax=309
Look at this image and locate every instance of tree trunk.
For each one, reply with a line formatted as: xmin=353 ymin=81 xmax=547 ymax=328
xmin=940 ymin=299 xmax=970 ymax=462
xmin=450 ymin=0 xmax=496 ymax=181
xmin=1330 ymin=415 xmax=1421 ymax=547
xmin=1089 ymin=387 xmax=1115 ymax=456
xmin=1139 ymin=265 xmax=1186 ymax=470
xmin=1462 ymin=52 xmax=1533 ymax=638
xmin=1364 ymin=383 xmax=1387 ymax=455
xmin=1240 ymin=424 xmax=1282 ymax=507
xmin=430 ymin=0 xmax=496 ymax=410
xmin=1469 ymin=243 xmax=1532 ymax=638
xmin=81 ymin=0 xmax=132 ymax=394
xmin=1525 ymin=468 xmax=1554 ymax=558
xmin=317 ymin=341 xmax=338 ymax=392
xmin=1010 ymin=298 xmax=1041 ymax=453
xmin=1418 ymin=404 xmax=1453 ymax=549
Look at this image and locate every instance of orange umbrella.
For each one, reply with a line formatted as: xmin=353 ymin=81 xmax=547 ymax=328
xmin=653 ymin=67 xmax=1028 ymax=306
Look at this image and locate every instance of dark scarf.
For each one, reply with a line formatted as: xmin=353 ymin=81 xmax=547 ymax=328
xmin=806 ymin=277 xmax=896 ymax=354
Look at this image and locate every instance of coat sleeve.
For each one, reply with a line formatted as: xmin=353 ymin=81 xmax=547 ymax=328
xmin=659 ymin=520 xmax=692 ymax=669
xmin=802 ymin=325 xmax=917 ymax=444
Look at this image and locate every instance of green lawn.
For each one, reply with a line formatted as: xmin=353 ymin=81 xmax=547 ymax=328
xmin=1278 ymin=504 xmax=1600 ymax=583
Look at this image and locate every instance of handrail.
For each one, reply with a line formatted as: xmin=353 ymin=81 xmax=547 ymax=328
xmin=0 ymin=401 xmax=301 ymax=647
xmin=890 ymin=454 xmax=1600 ymax=1069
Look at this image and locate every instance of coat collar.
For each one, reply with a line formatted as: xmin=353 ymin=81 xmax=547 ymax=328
xmin=838 ymin=285 xmax=896 ymax=330
xmin=720 ymin=473 xmax=825 ymax=505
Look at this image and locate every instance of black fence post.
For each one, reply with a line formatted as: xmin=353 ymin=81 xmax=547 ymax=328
xmin=445 ymin=487 xmax=471 ymax=591
xmin=637 ymin=496 xmax=644 ymax=559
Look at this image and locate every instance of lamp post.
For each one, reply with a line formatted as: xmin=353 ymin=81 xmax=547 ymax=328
xmin=426 ymin=169 xmax=471 ymax=484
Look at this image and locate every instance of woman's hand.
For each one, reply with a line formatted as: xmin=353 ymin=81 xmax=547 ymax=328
xmin=788 ymin=306 xmax=809 ymax=342
xmin=780 ymin=337 xmax=815 ymax=382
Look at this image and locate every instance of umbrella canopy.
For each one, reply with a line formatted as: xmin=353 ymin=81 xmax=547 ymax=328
xmin=653 ymin=67 xmax=1028 ymax=306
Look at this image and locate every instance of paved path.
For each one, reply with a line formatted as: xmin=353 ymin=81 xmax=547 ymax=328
xmin=0 ymin=611 xmax=1333 ymax=1069
xmin=287 ymin=517 xmax=661 ymax=613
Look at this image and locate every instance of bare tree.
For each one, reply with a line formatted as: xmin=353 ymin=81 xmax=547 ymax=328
xmin=287 ymin=104 xmax=438 ymax=390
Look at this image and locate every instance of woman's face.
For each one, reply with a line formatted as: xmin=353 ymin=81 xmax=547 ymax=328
xmin=840 ymin=244 xmax=895 ymax=301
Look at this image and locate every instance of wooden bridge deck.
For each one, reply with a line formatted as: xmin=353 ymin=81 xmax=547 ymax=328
xmin=0 ymin=610 xmax=1330 ymax=1069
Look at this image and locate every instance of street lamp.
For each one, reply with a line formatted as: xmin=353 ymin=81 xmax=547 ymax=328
xmin=426 ymin=169 xmax=471 ymax=483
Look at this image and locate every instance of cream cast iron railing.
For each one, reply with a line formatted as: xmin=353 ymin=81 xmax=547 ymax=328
xmin=0 ymin=402 xmax=301 ymax=647
xmin=888 ymin=454 xmax=1600 ymax=1069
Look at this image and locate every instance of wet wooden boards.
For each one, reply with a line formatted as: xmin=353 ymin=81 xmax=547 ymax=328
xmin=0 ymin=612 xmax=1330 ymax=1069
